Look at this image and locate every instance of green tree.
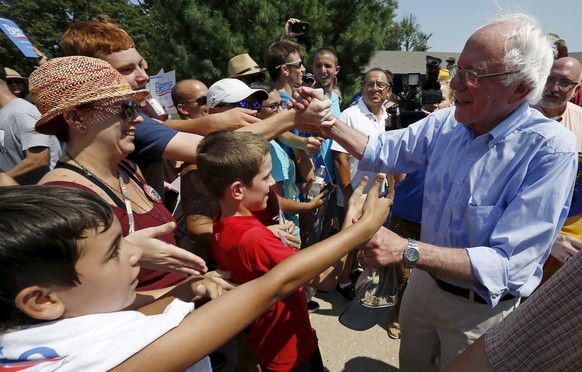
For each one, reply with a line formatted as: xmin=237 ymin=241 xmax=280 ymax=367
xmin=146 ymin=0 xmax=399 ymax=100
xmin=0 ymin=0 xmax=146 ymax=77
xmin=385 ymin=14 xmax=431 ymax=51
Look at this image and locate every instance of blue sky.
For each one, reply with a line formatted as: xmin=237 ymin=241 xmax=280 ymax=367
xmin=396 ymin=0 xmax=581 ymax=52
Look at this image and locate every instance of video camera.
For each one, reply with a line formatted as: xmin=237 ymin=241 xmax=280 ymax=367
xmin=389 ymin=55 xmax=444 ymax=129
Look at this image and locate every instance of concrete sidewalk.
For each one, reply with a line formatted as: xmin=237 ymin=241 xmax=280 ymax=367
xmin=215 ymin=289 xmax=401 ymax=372
xmin=310 ymin=290 xmax=400 ymax=371
xmin=214 ymin=291 xmax=400 ymax=372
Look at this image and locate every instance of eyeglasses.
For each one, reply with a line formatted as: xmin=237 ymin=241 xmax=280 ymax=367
xmin=217 ymin=100 xmax=262 ymax=111
xmin=86 ymin=99 xmax=140 ymax=121
xmin=454 ymin=67 xmax=518 ymax=87
xmin=545 ymin=76 xmax=579 ymax=91
xmin=261 ymin=102 xmax=283 ymax=111
xmin=363 ymin=81 xmax=392 ymax=90
xmin=275 ymin=60 xmax=303 ymax=69
xmin=181 ymin=96 xmax=207 ymax=106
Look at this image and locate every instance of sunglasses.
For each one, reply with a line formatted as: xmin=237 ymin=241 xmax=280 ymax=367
xmin=275 ymin=60 xmax=303 ymax=69
xmin=6 ymin=79 xmax=23 ymax=86
xmin=181 ymin=95 xmax=207 ymax=106
xmin=217 ymin=100 xmax=262 ymax=111
xmin=85 ymin=99 xmax=140 ymax=121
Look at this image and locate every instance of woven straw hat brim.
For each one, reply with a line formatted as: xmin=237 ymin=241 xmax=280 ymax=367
xmin=29 ymin=56 xmax=150 ymax=136
xmin=35 ymin=87 xmax=149 ymax=136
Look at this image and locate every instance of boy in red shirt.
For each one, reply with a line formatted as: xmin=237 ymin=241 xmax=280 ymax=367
xmin=197 ymin=131 xmax=376 ymax=371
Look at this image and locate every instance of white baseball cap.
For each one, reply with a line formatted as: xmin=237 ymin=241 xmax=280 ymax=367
xmin=207 ymin=78 xmax=268 ymax=108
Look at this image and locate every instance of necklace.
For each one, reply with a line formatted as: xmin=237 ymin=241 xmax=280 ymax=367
xmin=64 ymin=152 xmax=170 ymax=231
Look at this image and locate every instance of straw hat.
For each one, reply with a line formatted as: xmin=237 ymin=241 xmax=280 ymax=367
xmin=228 ymin=53 xmax=266 ymax=78
xmin=29 ymin=56 xmax=149 ymax=136
xmin=4 ymin=68 xmax=27 ymax=81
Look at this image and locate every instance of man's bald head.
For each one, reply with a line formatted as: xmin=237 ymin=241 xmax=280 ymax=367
xmin=554 ymin=57 xmax=582 ymax=82
xmin=172 ymin=79 xmax=209 ymax=119
xmin=536 ymin=57 xmax=582 ymax=116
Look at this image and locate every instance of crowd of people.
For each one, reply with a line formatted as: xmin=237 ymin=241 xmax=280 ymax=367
xmin=0 ymin=12 xmax=581 ymax=372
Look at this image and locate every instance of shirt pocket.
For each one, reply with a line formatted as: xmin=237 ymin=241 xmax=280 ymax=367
xmin=464 ymin=203 xmax=502 ymax=245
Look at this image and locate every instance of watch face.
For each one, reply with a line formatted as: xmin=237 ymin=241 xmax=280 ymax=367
xmin=405 ymin=248 xmax=420 ymax=262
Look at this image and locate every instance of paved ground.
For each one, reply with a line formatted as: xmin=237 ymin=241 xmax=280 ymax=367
xmin=310 ymin=290 xmax=400 ymax=372
xmin=215 ymin=289 xmax=401 ymax=372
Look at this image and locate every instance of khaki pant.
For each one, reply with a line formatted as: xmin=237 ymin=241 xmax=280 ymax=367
xmin=399 ymin=269 xmax=519 ymax=371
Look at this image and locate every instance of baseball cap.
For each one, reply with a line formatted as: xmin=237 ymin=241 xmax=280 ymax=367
xmin=339 ymin=265 xmax=398 ymax=331
xmin=207 ymin=78 xmax=268 ymax=108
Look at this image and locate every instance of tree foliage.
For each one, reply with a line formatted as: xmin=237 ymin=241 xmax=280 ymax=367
xmin=0 ymin=0 xmax=431 ymax=100
xmin=385 ymin=14 xmax=431 ymax=52
xmin=145 ymin=0 xmax=404 ymax=102
xmin=0 ymin=0 xmax=146 ymax=76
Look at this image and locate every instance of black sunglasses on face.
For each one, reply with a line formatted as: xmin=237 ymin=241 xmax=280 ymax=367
xmin=181 ymin=96 xmax=207 ymax=106
xmin=86 ymin=99 xmax=140 ymax=121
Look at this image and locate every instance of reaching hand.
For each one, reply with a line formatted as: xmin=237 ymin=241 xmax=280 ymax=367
xmin=216 ymin=108 xmax=261 ymax=130
xmin=302 ymin=136 xmax=323 ymax=156
xmin=267 ymin=222 xmax=301 ymax=250
xmin=292 ymin=87 xmax=336 ymax=133
xmin=351 ymin=175 xmax=395 ymax=265
xmin=125 ymin=222 xmax=208 ymax=275
xmin=551 ymin=233 xmax=582 ymax=263
xmin=197 ymin=270 xmax=237 ymax=300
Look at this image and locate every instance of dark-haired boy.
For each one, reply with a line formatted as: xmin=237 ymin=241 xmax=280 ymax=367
xmin=0 ymin=181 xmax=391 ymax=370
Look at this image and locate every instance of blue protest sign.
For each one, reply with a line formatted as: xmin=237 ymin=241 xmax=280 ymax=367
xmin=0 ymin=18 xmax=38 ymax=58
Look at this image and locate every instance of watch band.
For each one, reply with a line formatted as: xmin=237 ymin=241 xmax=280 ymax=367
xmin=403 ymin=238 xmax=420 ymax=269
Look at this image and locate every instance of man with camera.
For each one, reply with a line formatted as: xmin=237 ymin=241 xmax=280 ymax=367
xmin=298 ymin=13 xmax=577 ymax=370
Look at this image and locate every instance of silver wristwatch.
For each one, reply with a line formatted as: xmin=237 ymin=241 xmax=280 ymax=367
xmin=403 ymin=238 xmax=420 ymax=269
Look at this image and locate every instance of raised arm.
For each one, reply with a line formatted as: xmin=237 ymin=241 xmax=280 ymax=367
xmin=112 ymin=174 xmax=391 ymax=371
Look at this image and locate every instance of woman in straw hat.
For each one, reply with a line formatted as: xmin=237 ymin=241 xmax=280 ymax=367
xmin=30 ymin=56 xmax=208 ymax=293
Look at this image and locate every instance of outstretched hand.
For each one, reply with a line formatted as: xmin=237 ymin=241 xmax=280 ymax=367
xmin=350 ymin=174 xmax=392 ymax=236
xmin=125 ymin=222 xmax=208 ymax=275
xmin=292 ymin=87 xmax=336 ymax=133
xmin=196 ymin=270 xmax=237 ymax=300
xmin=216 ymin=107 xmax=261 ymax=130
xmin=551 ymin=233 xmax=582 ymax=263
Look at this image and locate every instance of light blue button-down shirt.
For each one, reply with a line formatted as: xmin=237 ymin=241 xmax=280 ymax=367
xmin=358 ymin=103 xmax=577 ymax=306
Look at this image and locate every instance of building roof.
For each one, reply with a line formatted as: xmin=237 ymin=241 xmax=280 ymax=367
xmin=367 ymin=51 xmax=461 ymax=75
xmin=368 ymin=50 xmax=582 ymax=75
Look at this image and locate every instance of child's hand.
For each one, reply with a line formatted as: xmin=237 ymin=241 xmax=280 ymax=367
xmin=307 ymin=189 xmax=328 ymax=210
xmin=197 ymin=270 xmax=237 ymax=300
xmin=356 ymin=174 xmax=392 ymax=234
xmin=344 ymin=177 xmax=368 ymax=229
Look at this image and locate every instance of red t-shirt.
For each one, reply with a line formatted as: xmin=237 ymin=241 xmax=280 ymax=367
xmin=212 ymin=215 xmax=318 ymax=371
